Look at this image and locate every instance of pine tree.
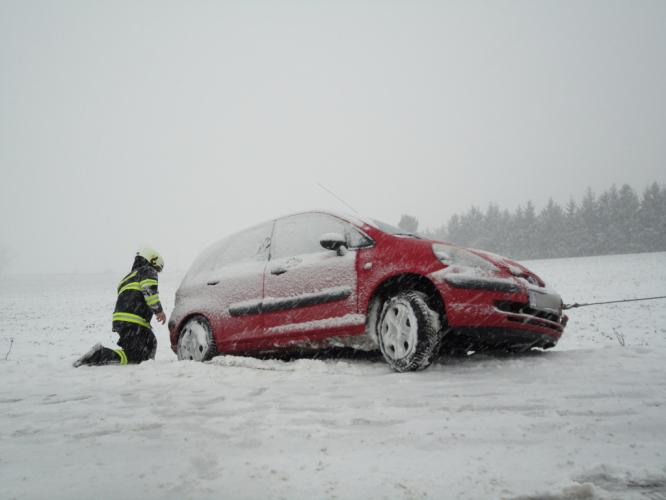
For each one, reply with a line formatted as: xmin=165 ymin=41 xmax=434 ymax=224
xmin=578 ymin=188 xmax=600 ymax=255
xmin=509 ymin=206 xmax=525 ymax=258
xmin=616 ymin=184 xmax=640 ymax=253
xmin=497 ymin=208 xmax=513 ymax=256
xmin=537 ymin=198 xmax=565 ymax=258
xmin=446 ymin=214 xmax=462 ymax=244
xmin=479 ymin=203 xmax=501 ymax=252
xmin=435 ymin=181 xmax=665 ymax=259
xmin=453 ymin=207 xmax=483 ymax=247
xmin=562 ymin=198 xmax=581 ymax=257
xmin=522 ymin=201 xmax=538 ymax=258
xmin=398 ymin=214 xmax=419 ymax=234
xmin=639 ymin=183 xmax=665 ymax=251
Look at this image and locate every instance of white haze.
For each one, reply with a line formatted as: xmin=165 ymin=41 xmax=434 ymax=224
xmin=1 ymin=1 xmax=665 ymax=274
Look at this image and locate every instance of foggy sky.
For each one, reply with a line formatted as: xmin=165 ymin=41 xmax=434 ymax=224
xmin=2 ymin=1 xmax=665 ymax=274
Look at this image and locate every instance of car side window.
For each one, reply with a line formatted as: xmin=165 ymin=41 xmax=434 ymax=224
xmin=219 ymin=222 xmax=273 ymax=267
xmin=182 ymin=223 xmax=272 ymax=284
xmin=271 ymin=213 xmax=347 ymax=259
xmin=348 ymin=226 xmax=373 ymax=248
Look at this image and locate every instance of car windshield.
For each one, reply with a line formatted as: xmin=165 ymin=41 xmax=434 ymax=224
xmin=370 ymin=218 xmax=421 ymax=237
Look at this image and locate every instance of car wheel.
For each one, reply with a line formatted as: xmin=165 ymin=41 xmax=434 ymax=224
xmin=377 ymin=291 xmax=444 ymax=372
xmin=177 ymin=316 xmax=217 ymax=361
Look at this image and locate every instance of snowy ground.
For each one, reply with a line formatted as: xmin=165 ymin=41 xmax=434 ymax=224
xmin=1 ymin=252 xmax=665 ymax=500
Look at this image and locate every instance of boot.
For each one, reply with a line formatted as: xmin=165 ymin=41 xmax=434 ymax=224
xmin=73 ymin=343 xmax=120 ymax=367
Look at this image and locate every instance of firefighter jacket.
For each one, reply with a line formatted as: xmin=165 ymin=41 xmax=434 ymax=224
xmin=113 ymin=256 xmax=163 ymax=332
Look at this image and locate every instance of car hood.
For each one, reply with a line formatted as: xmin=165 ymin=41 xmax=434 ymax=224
xmin=466 ymin=248 xmax=546 ymax=287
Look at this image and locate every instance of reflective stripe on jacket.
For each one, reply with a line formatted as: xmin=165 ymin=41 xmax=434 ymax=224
xmin=113 ymin=256 xmax=163 ymax=332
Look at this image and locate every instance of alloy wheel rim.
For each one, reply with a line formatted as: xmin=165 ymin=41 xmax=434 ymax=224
xmin=380 ymin=301 xmax=418 ymax=361
xmin=178 ymin=322 xmax=209 ymax=361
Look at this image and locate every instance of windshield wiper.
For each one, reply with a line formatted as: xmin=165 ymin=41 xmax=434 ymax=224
xmin=394 ymin=233 xmax=423 ymax=239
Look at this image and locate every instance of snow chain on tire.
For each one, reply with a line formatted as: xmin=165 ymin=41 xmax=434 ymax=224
xmin=377 ymin=290 xmax=444 ymax=372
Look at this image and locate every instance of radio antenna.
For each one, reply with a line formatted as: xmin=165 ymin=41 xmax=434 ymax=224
xmin=316 ymin=182 xmax=359 ymax=214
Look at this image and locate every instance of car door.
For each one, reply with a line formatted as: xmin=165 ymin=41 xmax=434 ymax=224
xmin=201 ymin=221 xmax=273 ymax=351
xmin=260 ymin=212 xmax=364 ymax=346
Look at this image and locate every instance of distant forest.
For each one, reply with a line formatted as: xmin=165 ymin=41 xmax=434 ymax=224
xmin=400 ymin=182 xmax=666 ymax=260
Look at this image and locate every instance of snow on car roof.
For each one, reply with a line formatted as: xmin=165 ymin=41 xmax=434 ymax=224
xmin=270 ymin=208 xmax=375 ymax=228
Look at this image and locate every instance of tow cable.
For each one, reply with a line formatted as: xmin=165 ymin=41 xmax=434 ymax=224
xmin=563 ymin=295 xmax=666 ymax=310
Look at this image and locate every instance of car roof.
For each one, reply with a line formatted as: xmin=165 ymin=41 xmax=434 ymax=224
xmin=198 ymin=210 xmax=382 ymax=258
xmin=272 ymin=209 xmax=376 ymax=229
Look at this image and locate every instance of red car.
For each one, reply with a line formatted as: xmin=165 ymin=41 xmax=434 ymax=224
xmin=169 ymin=210 xmax=566 ymax=371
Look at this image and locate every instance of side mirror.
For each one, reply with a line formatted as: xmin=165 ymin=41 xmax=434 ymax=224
xmin=320 ymin=232 xmax=347 ymax=255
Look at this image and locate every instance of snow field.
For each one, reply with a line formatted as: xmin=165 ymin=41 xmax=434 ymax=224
xmin=523 ymin=252 xmax=666 ymax=350
xmin=1 ymin=252 xmax=666 ymax=499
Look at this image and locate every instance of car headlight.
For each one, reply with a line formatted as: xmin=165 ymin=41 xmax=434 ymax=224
xmin=432 ymin=244 xmax=500 ymax=273
xmin=432 ymin=244 xmax=521 ymax=292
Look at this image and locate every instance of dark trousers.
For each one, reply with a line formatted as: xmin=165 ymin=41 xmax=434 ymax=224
xmin=116 ymin=324 xmax=157 ymax=363
xmin=82 ymin=325 xmax=156 ymax=365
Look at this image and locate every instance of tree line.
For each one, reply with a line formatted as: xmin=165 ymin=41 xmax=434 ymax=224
xmin=399 ymin=182 xmax=666 ymax=260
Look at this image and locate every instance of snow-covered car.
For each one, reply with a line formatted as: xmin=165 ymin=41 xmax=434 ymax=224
xmin=169 ymin=210 xmax=567 ymax=371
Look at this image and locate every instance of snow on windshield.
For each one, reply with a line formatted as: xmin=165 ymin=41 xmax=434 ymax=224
xmin=370 ymin=218 xmax=413 ymax=235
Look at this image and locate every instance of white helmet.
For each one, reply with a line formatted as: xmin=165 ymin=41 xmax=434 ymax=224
xmin=137 ymin=247 xmax=164 ymax=272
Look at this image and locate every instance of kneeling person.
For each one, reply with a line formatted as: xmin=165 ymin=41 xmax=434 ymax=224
xmin=74 ymin=248 xmax=166 ymax=367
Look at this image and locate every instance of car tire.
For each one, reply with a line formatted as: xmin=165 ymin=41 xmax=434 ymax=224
xmin=377 ymin=291 xmax=444 ymax=372
xmin=176 ymin=315 xmax=217 ymax=362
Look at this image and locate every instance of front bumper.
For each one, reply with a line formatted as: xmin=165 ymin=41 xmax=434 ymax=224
xmin=429 ymin=269 xmax=567 ymax=342
xmin=442 ymin=273 xmax=521 ymax=293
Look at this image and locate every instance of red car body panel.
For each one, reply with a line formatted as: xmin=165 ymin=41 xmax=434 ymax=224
xmin=261 ymin=250 xmax=358 ymax=345
xmin=169 ymin=211 xmax=566 ymax=356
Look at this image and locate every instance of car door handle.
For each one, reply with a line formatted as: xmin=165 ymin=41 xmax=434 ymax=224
xmin=207 ymin=280 xmax=220 ymax=286
xmin=270 ymin=267 xmax=288 ymax=276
